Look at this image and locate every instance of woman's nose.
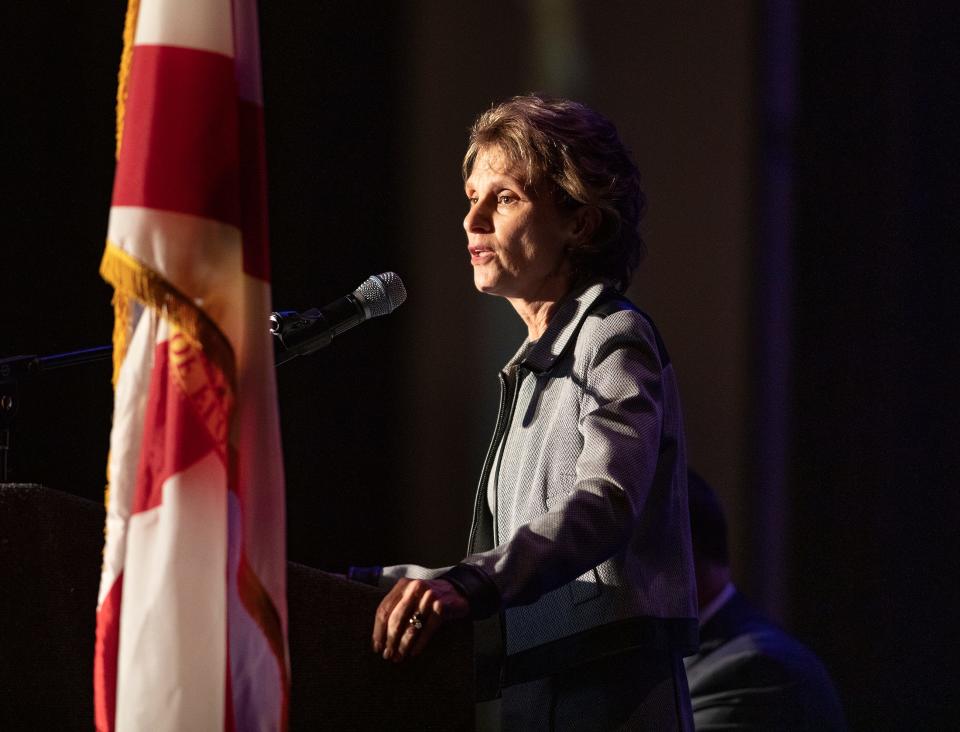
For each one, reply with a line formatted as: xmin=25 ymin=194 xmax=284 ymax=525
xmin=463 ymin=203 xmax=492 ymax=234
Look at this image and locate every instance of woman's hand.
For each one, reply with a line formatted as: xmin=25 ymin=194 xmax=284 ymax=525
xmin=372 ymin=578 xmax=469 ymax=662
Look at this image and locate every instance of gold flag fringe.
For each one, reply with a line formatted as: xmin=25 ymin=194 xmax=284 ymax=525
xmin=100 ymin=243 xmax=238 ymax=394
xmin=104 ymin=0 xmax=141 ymax=508
xmin=116 ymin=0 xmax=141 ymax=159
xmin=109 ymin=288 xmax=132 ymax=388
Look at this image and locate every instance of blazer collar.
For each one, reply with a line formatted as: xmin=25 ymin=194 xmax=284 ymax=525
xmin=503 ymin=281 xmax=608 ymax=374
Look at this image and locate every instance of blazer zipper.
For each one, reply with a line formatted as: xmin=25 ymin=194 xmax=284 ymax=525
xmin=491 ymin=369 xmax=524 ymax=547
xmin=467 ymin=370 xmax=514 ymax=554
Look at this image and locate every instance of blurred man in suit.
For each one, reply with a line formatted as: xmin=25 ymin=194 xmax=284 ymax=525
xmin=684 ymin=470 xmax=846 ymax=730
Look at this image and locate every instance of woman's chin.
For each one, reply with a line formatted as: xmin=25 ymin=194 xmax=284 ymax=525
xmin=473 ymin=272 xmax=502 ymax=296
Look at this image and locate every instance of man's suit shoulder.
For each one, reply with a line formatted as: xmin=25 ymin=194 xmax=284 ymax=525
xmin=686 ymin=593 xmax=846 ymax=731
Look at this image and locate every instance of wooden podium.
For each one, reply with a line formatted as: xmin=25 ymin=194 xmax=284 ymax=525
xmin=0 ymin=483 xmax=473 ymax=730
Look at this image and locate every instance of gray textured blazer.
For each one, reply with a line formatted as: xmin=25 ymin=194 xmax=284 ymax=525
xmin=383 ymin=282 xmax=698 ymax=685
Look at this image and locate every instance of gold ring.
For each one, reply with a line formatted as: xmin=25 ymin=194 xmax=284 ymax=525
xmin=408 ymin=611 xmax=425 ymax=630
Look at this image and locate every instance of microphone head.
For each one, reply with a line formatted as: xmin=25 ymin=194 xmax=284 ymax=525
xmin=353 ymin=272 xmax=407 ymax=319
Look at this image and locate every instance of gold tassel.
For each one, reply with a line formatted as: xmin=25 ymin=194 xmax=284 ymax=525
xmin=116 ymin=0 xmax=141 ymax=159
xmin=110 ymin=288 xmax=131 ymax=387
xmin=100 ymin=243 xmax=238 ymax=392
xmin=103 ymin=0 xmax=141 ymax=518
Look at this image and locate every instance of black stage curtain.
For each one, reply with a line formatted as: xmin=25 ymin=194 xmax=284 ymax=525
xmin=791 ymin=2 xmax=959 ymax=727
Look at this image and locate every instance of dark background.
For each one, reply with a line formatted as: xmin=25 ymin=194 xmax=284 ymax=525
xmin=0 ymin=2 xmax=956 ymax=728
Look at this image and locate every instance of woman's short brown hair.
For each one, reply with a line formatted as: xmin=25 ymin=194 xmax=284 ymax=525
xmin=463 ymin=95 xmax=646 ymax=292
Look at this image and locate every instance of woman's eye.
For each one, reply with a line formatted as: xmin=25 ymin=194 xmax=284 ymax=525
xmin=497 ymin=194 xmax=516 ymax=206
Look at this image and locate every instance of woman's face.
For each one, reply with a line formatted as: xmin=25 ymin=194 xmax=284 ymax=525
xmin=463 ymin=146 xmax=575 ymax=303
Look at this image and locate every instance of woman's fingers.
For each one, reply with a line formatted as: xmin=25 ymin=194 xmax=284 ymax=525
xmin=383 ymin=580 xmax=421 ymax=659
xmin=407 ymin=608 xmax=443 ymax=659
xmin=372 ymin=578 xmax=410 ymax=654
xmin=408 ymin=585 xmax=452 ymax=658
xmin=372 ymin=578 xmax=470 ymax=663
xmin=396 ymin=586 xmax=440 ymax=660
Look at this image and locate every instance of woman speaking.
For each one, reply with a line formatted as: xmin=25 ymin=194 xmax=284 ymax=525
xmin=354 ymin=95 xmax=697 ymax=730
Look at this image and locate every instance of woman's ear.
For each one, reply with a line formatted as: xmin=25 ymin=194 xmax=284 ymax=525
xmin=571 ymin=205 xmax=602 ymax=244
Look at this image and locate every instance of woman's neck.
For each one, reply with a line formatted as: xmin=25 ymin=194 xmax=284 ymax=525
xmin=505 ymin=272 xmax=583 ymax=341
xmin=508 ymin=294 xmax=564 ymax=341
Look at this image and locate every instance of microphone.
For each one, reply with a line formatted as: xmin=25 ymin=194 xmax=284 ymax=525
xmin=270 ymin=272 xmax=406 ymax=363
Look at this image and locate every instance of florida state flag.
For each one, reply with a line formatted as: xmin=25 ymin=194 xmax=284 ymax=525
xmin=94 ymin=0 xmax=288 ymax=729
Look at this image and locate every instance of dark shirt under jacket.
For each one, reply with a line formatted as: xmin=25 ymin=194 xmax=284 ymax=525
xmin=684 ymin=590 xmax=846 ymax=731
